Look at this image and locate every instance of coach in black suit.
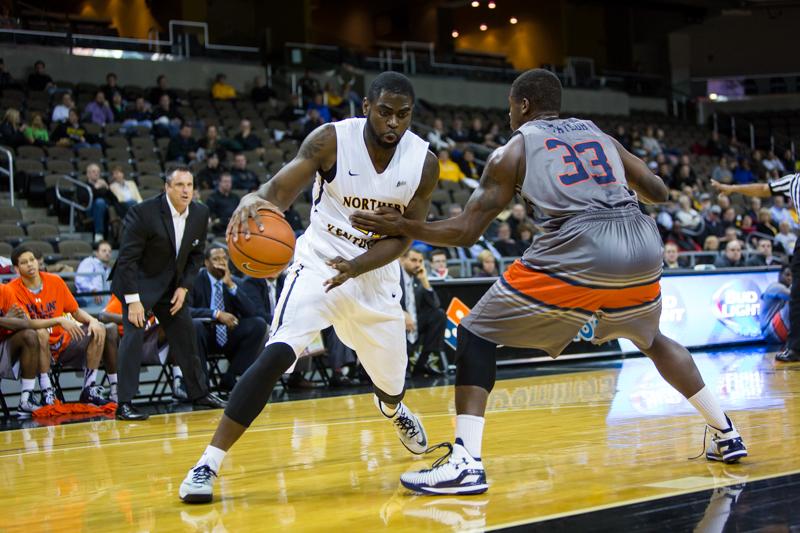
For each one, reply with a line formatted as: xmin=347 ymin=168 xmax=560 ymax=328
xmin=111 ymin=168 xmax=226 ymax=420
xmin=400 ymin=249 xmax=446 ymax=377
xmin=189 ymin=245 xmax=268 ymax=391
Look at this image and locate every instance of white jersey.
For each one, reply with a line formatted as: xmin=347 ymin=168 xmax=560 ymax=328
xmin=295 ymin=118 xmax=429 ymax=277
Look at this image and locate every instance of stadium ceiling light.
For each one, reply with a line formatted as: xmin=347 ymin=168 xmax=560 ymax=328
xmin=488 ymin=1 xmax=496 ymax=8
xmin=471 ymin=1 xmax=480 ymax=7
xmin=452 ymin=30 xmax=460 ymax=38
xmin=510 ymin=17 xmax=518 ymax=24
xmin=480 ymin=23 xmax=488 ymax=31
xmin=709 ymin=93 xmax=719 ymax=100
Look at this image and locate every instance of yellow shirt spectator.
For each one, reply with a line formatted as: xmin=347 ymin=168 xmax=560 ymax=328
xmin=438 ymin=150 xmax=465 ymax=182
xmin=212 ymin=74 xmax=237 ymax=100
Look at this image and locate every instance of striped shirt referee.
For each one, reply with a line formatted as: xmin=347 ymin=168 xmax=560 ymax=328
xmin=712 ymin=173 xmax=800 ymax=361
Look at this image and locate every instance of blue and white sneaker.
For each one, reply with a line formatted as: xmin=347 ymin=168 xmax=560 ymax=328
xmin=179 ymin=465 xmax=217 ymax=504
xmin=375 ymin=397 xmax=428 ymax=455
xmin=706 ymin=415 xmax=747 ymax=464
xmin=400 ymin=440 xmax=488 ymax=495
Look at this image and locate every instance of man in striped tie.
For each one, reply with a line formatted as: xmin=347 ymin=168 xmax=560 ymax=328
xmin=189 ymin=245 xmax=268 ymax=391
xmin=713 ymin=173 xmax=800 ymax=362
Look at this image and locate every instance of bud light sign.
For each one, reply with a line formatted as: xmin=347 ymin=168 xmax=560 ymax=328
xmin=711 ymin=280 xmax=762 ymax=337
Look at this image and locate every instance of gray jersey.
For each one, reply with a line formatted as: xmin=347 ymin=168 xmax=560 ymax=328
xmin=515 ymin=118 xmax=638 ymax=226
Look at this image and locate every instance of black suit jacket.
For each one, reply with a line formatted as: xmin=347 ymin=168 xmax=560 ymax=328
xmin=399 ymin=270 xmax=441 ymax=316
xmin=110 ymin=193 xmax=209 ymax=309
xmin=240 ymin=274 xmax=285 ymax=324
xmin=188 ymin=268 xmax=258 ymax=320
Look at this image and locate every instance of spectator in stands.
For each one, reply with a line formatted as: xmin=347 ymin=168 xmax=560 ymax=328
xmin=745 ymin=196 xmax=762 ymax=221
xmin=756 ymin=208 xmax=779 ymax=237
xmin=279 ymin=93 xmax=307 ymax=124
xmin=211 ymin=73 xmax=237 ymax=100
xmin=733 ymin=158 xmax=756 ymax=184
xmin=747 ymin=238 xmax=783 ymax=267
xmin=671 ymin=163 xmax=697 ymax=190
xmin=720 ymin=226 xmax=739 ymax=248
xmin=101 ymin=72 xmax=120 ymax=102
xmin=149 ymin=74 xmax=179 ymax=105
xmin=109 ymin=91 xmax=126 ymax=123
xmin=230 ymin=153 xmax=259 ymax=191
xmin=449 ymin=117 xmax=469 ymax=143
xmin=0 ymin=108 xmax=26 ymax=148
xmin=473 ymin=249 xmax=499 ymax=277
xmin=302 ymin=108 xmax=324 ymax=140
xmin=714 ymin=240 xmax=745 ymax=268
xmin=84 ymin=163 xmax=112 ymax=241
xmin=492 ymin=222 xmax=524 ymax=257
xmin=702 ymin=235 xmax=721 ymax=261
xmin=428 ymin=249 xmax=451 ymax=280
xmin=0 ymin=58 xmax=15 ymax=90
xmin=675 ymin=195 xmax=703 ymax=234
xmin=483 ymin=123 xmax=507 ymax=149
xmin=437 ymin=149 xmax=465 ymax=183
xmin=739 ymin=214 xmax=757 ymax=243
xmin=763 ymin=150 xmax=785 ymax=175
xmin=427 ymin=118 xmax=455 ymax=152
xmin=323 ymin=82 xmax=348 ymax=119
xmin=307 ymin=92 xmax=332 ymax=123
xmin=122 ymin=96 xmax=153 ymax=133
xmin=109 ymin=165 xmax=142 ymax=216
xmin=781 ymin=148 xmax=796 ymax=173
xmin=51 ymin=92 xmax=75 ymax=123
xmin=710 ymin=156 xmax=732 ymax=185
xmin=706 ymin=130 xmax=726 ymax=157
xmin=761 ymin=265 xmax=791 ymax=345
xmin=198 ymin=124 xmax=227 ymax=162
xmin=663 ymin=242 xmax=681 ymax=269
xmin=189 ymin=245 xmax=267 ymax=391
xmin=233 ymin=119 xmax=263 ymax=154
xmin=721 ymin=207 xmax=738 ymax=230
xmin=23 ymin=112 xmax=49 ymax=146
xmin=251 ymin=75 xmax=276 ymax=104
xmin=27 ymin=60 xmax=53 ymax=92
xmin=775 ymin=221 xmax=797 ymax=255
xmin=770 ymin=196 xmax=792 ymax=227
xmin=298 ymin=69 xmax=320 ymax=101
xmin=399 ymin=249 xmax=446 ymax=377
xmin=207 ymin=173 xmax=239 ymax=234
xmin=152 ymin=93 xmax=183 ymax=137
xmin=641 ymin=126 xmax=662 ymax=157
xmin=196 ymin=151 xmax=223 ymax=190
xmin=468 ymin=117 xmax=485 ymax=144
xmin=167 ymin=124 xmax=199 ymax=163
xmin=75 ymin=240 xmax=113 ymax=306
xmin=614 ymin=124 xmax=631 ymax=150
xmin=457 ymin=148 xmax=483 ymax=181
xmin=83 ymin=90 xmax=114 ymax=126
xmin=508 ymin=203 xmax=531 ymax=241
xmin=9 ymin=245 xmax=118 ymax=405
xmin=282 ymin=204 xmax=305 ymax=234
xmin=704 ymin=205 xmax=725 ymax=238
xmin=52 ymin=109 xmax=98 ymax=149
xmin=517 ymin=223 xmax=535 ymax=249
xmin=666 ymin=221 xmax=701 ymax=252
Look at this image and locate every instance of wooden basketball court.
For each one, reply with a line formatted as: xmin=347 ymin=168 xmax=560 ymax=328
xmin=1 ymin=348 xmax=798 ymax=531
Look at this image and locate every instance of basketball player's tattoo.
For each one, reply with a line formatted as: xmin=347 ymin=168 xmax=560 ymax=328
xmin=298 ymin=123 xmax=335 ymax=161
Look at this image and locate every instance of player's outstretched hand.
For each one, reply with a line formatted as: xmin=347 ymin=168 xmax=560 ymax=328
xmin=323 ymin=256 xmax=362 ymax=292
xmin=710 ymin=179 xmax=732 ymax=195
xmin=226 ymin=193 xmax=283 ymax=242
xmin=349 ymin=206 xmax=403 ymax=236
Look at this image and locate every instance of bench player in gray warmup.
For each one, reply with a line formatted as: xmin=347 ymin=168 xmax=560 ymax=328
xmin=351 ymin=69 xmax=747 ymax=495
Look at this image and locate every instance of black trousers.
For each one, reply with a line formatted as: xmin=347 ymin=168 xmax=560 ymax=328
xmin=789 ymin=239 xmax=800 ymax=351
xmin=194 ymin=316 xmax=268 ymax=386
xmin=118 ymin=298 xmax=208 ymax=403
xmin=409 ymin=307 xmax=447 ymax=371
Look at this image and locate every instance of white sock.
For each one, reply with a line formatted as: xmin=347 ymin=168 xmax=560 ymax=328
xmin=83 ymin=368 xmax=98 ymax=389
xmin=196 ymin=445 xmax=226 ymax=473
xmin=456 ymin=414 xmax=485 ymax=458
xmin=172 ymin=365 xmax=184 ymax=378
xmin=39 ymin=373 xmax=52 ymax=389
xmin=21 ymin=378 xmax=36 ymax=392
xmin=108 ymin=373 xmax=118 ymax=385
xmin=688 ymin=386 xmax=729 ymax=430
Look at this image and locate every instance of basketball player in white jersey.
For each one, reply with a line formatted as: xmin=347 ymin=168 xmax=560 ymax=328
xmin=179 ymin=72 xmax=441 ymax=503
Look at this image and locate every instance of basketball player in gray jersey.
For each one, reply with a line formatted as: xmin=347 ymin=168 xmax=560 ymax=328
xmin=352 ymin=69 xmax=747 ymax=495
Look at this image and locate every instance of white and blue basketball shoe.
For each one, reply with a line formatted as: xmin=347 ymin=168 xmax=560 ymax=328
xmin=375 ymin=397 xmax=428 ymax=455
xmin=706 ymin=415 xmax=747 ymax=464
xmin=400 ymin=440 xmax=488 ymax=495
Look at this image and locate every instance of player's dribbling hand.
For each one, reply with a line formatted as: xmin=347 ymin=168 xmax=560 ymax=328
xmin=128 ymin=301 xmax=146 ymax=328
xmin=349 ymin=207 xmax=403 ymax=236
xmin=226 ymin=193 xmax=283 ymax=242
xmin=323 ymin=256 xmax=362 ymax=292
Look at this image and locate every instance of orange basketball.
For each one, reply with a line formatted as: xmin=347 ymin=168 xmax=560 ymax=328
xmin=227 ymin=209 xmax=295 ymax=278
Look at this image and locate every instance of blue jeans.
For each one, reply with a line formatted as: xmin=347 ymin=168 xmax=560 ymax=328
xmin=92 ymin=198 xmax=107 ymax=236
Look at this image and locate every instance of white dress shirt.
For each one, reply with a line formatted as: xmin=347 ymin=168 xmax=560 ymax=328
xmin=125 ymin=195 xmax=190 ymax=304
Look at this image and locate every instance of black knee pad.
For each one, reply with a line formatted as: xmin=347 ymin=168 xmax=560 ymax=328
xmin=224 ymin=342 xmax=296 ymax=427
xmin=373 ymin=385 xmax=405 ymax=405
xmin=455 ymin=325 xmax=497 ymax=392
